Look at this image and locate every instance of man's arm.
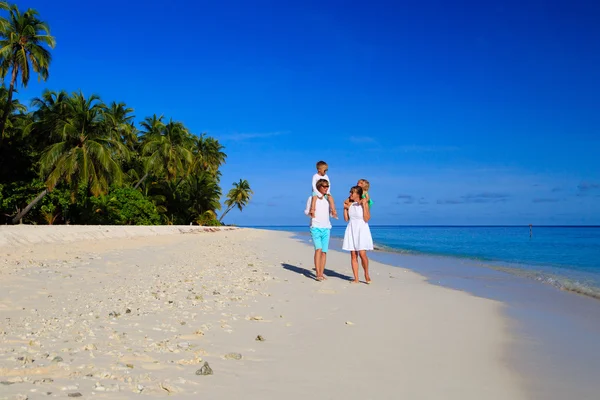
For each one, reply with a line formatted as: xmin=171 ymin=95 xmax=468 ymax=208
xmin=304 ymin=197 xmax=312 ymax=216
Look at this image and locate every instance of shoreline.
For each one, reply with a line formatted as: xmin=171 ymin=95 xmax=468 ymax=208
xmin=1 ymin=226 xmax=528 ymax=398
xmin=266 ymin=225 xmax=600 ymax=301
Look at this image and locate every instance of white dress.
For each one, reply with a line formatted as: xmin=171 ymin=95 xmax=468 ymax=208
xmin=342 ymin=202 xmax=374 ymax=251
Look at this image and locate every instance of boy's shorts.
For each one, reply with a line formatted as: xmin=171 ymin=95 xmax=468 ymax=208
xmin=310 ymin=227 xmax=331 ymax=252
xmin=312 ymin=191 xmax=328 ymax=199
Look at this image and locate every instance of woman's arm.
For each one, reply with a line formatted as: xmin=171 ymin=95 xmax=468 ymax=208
xmin=362 ymin=199 xmax=371 ymax=222
xmin=343 ymin=199 xmax=351 ymax=222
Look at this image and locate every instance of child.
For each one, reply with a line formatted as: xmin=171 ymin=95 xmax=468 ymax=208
xmin=310 ymin=161 xmax=337 ymax=219
xmin=357 ymin=179 xmax=373 ymax=208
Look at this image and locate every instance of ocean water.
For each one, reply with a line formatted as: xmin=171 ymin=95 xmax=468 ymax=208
xmin=255 ymin=225 xmax=600 ymax=299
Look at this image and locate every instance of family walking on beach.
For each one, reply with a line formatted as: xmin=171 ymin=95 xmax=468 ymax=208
xmin=304 ymin=161 xmax=373 ymax=283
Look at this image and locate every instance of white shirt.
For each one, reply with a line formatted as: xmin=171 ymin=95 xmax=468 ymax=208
xmin=304 ymin=196 xmax=331 ymax=229
xmin=311 ymin=173 xmax=330 ymax=195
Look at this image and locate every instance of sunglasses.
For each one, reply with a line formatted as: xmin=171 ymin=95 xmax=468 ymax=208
xmin=320 ymin=185 xmax=329 ymax=189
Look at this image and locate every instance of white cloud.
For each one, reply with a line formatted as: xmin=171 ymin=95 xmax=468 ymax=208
xmin=220 ymin=131 xmax=289 ymax=141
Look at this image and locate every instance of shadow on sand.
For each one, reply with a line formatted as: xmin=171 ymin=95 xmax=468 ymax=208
xmin=282 ymin=263 xmax=353 ymax=282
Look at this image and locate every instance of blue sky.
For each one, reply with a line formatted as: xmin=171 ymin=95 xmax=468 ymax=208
xmin=13 ymin=0 xmax=600 ymax=225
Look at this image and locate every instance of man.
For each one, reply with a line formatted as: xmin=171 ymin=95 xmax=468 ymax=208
xmin=304 ymin=178 xmax=332 ymax=281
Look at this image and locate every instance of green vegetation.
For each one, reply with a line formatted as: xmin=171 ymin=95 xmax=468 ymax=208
xmin=0 ymin=2 xmax=252 ymax=225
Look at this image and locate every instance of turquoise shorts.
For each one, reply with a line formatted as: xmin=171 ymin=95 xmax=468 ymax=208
xmin=310 ymin=227 xmax=331 ymax=252
xmin=312 ymin=191 xmax=328 ymax=199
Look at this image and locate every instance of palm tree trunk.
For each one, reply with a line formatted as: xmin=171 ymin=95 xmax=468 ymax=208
xmin=218 ymin=205 xmax=234 ymax=223
xmin=133 ymin=172 xmax=149 ymax=189
xmin=0 ymin=66 xmax=18 ymax=144
xmin=12 ymin=189 xmax=48 ymax=224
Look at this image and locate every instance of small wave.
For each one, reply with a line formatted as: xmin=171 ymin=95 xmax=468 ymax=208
xmin=372 ymin=243 xmax=416 ymax=254
xmin=490 ymin=266 xmax=600 ymax=300
xmin=369 ymin=242 xmax=600 ymax=301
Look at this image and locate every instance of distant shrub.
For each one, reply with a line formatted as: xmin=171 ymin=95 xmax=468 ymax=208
xmin=87 ymin=188 xmax=161 ymax=225
xmin=195 ymin=210 xmax=221 ymax=226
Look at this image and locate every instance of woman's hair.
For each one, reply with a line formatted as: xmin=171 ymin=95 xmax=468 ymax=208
xmin=350 ymin=185 xmax=363 ymax=198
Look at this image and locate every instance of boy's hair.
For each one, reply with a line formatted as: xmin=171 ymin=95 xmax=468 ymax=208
xmin=316 ymin=161 xmax=328 ymax=170
xmin=358 ymin=179 xmax=370 ymax=191
xmin=316 ymin=179 xmax=329 ymax=189
xmin=350 ymin=185 xmax=363 ymax=198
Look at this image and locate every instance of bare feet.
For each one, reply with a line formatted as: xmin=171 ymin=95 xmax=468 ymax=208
xmin=349 ymin=280 xmax=359 ymax=284
xmin=316 ymin=276 xmax=325 ymax=281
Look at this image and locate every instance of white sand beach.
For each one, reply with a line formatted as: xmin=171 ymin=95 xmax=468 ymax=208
xmin=0 ymin=226 xmax=525 ymax=399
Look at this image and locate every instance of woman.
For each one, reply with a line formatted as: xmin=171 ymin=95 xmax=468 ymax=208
xmin=342 ymin=185 xmax=373 ymax=284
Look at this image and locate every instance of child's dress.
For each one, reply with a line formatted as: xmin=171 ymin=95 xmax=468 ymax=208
xmin=342 ymin=202 xmax=374 ymax=251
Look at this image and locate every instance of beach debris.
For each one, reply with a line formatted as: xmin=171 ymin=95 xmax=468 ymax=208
xmin=51 ymin=356 xmax=63 ymax=363
xmin=32 ymin=378 xmax=53 ymax=385
xmin=1 ymin=381 xmax=14 ymax=385
xmin=177 ymin=356 xmax=203 ymax=365
xmin=159 ymin=382 xmax=177 ymax=394
xmin=255 ymin=335 xmax=265 ymax=341
xmin=125 ymin=308 xmax=131 ymax=314
xmin=196 ymin=361 xmax=213 ymax=375
xmin=345 ymin=321 xmax=354 ymax=325
xmin=224 ymin=352 xmax=242 ymax=360
xmin=67 ymin=393 xmax=82 ymax=398
xmin=249 ymin=315 xmax=263 ymax=321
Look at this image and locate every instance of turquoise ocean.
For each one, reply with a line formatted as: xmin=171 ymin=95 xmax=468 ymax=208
xmin=254 ymin=225 xmax=600 ymax=299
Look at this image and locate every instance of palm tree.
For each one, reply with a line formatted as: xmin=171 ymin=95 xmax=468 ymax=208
xmin=11 ymin=92 xmax=129 ymax=223
xmin=136 ymin=117 xmax=194 ymax=188
xmin=134 ymin=114 xmax=164 ymax=189
xmin=0 ymin=4 xmax=56 ymax=140
xmin=219 ymin=179 xmax=253 ymax=223
xmin=26 ymin=89 xmax=69 ymax=146
xmin=185 ymin=172 xmax=222 ymax=223
xmin=0 ymin=84 xmax=26 ymax=133
xmin=104 ymin=101 xmax=135 ymax=143
xmin=0 ymin=2 xmax=10 ymax=31
xmin=191 ymin=133 xmax=227 ymax=176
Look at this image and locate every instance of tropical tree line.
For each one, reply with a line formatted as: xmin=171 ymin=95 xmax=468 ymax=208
xmin=0 ymin=2 xmax=252 ymax=225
